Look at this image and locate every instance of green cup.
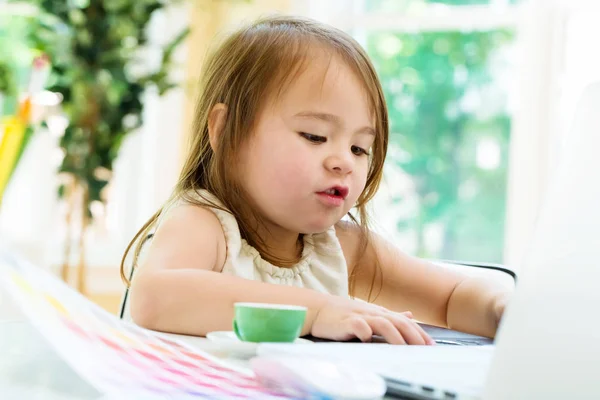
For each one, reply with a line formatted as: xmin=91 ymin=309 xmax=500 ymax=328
xmin=233 ymin=302 xmax=307 ymax=343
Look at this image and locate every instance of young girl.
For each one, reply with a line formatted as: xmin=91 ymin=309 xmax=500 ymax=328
xmin=120 ymin=15 xmax=510 ymax=345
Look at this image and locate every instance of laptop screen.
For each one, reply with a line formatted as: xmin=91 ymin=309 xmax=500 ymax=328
xmin=484 ymin=82 xmax=600 ymax=399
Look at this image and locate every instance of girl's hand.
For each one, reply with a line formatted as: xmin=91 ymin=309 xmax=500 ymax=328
xmin=492 ymin=292 xmax=510 ymax=329
xmin=310 ymin=297 xmax=435 ymax=345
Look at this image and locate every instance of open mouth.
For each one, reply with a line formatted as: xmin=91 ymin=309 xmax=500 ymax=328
xmin=320 ymin=186 xmax=349 ymax=199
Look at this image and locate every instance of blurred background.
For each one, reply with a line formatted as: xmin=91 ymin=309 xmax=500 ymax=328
xmin=1 ymin=0 xmax=599 ymax=313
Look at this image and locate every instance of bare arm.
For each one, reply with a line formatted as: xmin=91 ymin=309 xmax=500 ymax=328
xmin=129 ymin=204 xmax=331 ymax=336
xmin=131 ymin=268 xmax=333 ymax=336
xmin=445 ymin=277 xmax=509 ymax=338
xmin=337 ymin=221 xmax=511 ymax=338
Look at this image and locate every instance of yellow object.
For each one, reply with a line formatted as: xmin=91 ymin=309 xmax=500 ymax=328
xmin=0 ymin=97 xmax=31 ymax=205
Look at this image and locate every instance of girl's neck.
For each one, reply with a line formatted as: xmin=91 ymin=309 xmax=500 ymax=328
xmin=256 ymin=225 xmax=304 ymax=267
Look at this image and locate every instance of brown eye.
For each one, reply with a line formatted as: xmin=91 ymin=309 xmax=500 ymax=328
xmin=300 ymin=132 xmax=327 ymax=143
xmin=351 ymin=145 xmax=369 ymax=156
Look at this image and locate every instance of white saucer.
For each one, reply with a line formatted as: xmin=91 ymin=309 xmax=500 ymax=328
xmin=206 ymin=331 xmax=312 ymax=358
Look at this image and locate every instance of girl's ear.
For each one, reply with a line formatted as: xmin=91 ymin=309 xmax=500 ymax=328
xmin=208 ymin=103 xmax=227 ymax=151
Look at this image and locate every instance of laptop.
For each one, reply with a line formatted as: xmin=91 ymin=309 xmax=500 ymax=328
xmin=258 ymin=82 xmax=600 ymax=399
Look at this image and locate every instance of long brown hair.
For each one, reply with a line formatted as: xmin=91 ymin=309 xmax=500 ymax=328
xmin=120 ymin=15 xmax=389 ymax=299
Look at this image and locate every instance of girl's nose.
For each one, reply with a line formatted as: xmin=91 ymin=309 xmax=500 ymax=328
xmin=324 ymin=153 xmax=353 ymax=175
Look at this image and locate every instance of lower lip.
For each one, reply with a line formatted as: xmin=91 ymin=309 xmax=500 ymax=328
xmin=316 ymin=192 xmax=345 ymax=207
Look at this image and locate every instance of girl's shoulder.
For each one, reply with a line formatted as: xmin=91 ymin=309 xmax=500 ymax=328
xmin=147 ymin=195 xmax=228 ymax=273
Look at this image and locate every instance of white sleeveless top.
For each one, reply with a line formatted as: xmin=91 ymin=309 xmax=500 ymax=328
xmin=122 ymin=190 xmax=349 ymax=321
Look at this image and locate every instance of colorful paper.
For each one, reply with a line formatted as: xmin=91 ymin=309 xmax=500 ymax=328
xmin=0 ymin=253 xmax=310 ymax=399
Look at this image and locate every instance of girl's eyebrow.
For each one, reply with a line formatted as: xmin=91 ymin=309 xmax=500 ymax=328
xmin=294 ymin=111 xmax=375 ymax=136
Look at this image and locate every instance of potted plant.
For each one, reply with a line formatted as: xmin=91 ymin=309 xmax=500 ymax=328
xmin=25 ymin=0 xmax=189 ymax=293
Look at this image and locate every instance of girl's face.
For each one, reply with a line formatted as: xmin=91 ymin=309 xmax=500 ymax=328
xmin=237 ymin=51 xmax=375 ymax=235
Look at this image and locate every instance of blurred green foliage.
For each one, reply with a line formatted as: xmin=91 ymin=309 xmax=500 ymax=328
xmin=367 ymin=28 xmax=514 ymax=262
xmin=0 ymin=14 xmax=32 ymax=114
xmin=0 ymin=60 xmax=15 ymax=97
xmin=17 ymin=0 xmax=189 ymax=215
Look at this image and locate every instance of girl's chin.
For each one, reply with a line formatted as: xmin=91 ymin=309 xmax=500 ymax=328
xmin=299 ymin=220 xmax=341 ymax=234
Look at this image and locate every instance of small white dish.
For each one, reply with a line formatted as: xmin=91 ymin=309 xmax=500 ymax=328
xmin=206 ymin=331 xmax=313 ymax=358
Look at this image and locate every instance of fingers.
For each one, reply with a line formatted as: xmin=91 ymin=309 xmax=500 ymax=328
xmin=420 ymin=326 xmax=436 ymax=345
xmin=365 ymin=316 xmax=406 ymax=345
xmin=342 ymin=303 xmax=434 ymax=345
xmin=346 ymin=315 xmax=434 ymax=345
xmin=388 ymin=314 xmax=434 ymax=345
xmin=389 ymin=310 xmax=434 ymax=345
xmin=347 ymin=316 xmax=374 ymax=342
xmin=419 ymin=327 xmax=436 ymax=345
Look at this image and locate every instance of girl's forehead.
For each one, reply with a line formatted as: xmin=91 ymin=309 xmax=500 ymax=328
xmin=271 ymin=54 xmax=373 ymax=123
